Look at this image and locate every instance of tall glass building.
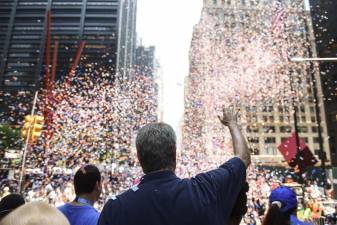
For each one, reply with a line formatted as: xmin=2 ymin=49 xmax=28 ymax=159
xmin=0 ymin=0 xmax=136 ymax=91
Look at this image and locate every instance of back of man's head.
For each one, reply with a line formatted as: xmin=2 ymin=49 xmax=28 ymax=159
xmin=136 ymin=123 xmax=176 ymax=174
xmin=0 ymin=194 xmax=25 ymax=220
xmin=74 ymin=165 xmax=101 ymax=196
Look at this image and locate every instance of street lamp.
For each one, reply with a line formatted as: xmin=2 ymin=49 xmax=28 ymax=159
xmin=291 ymin=57 xmax=337 ymax=62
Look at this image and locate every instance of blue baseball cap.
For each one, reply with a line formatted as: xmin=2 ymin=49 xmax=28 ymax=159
xmin=269 ymin=186 xmax=297 ymax=213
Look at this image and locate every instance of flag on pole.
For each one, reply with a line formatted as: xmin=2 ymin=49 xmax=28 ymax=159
xmin=272 ymin=1 xmax=285 ymax=37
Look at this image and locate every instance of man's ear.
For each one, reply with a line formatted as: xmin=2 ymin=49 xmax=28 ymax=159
xmin=96 ymin=181 xmax=102 ymax=191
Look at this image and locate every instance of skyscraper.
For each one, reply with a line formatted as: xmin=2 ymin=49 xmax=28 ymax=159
xmin=310 ymin=0 xmax=337 ymax=166
xmin=0 ymin=0 xmax=136 ymax=91
xmin=183 ymin=0 xmax=330 ymax=166
xmin=134 ymin=45 xmax=156 ymax=77
xmin=309 ymin=0 xmax=337 ymax=196
xmin=117 ymin=0 xmax=137 ymax=79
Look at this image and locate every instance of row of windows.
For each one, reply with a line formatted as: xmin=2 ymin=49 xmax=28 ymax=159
xmin=244 ymin=105 xmax=316 ymax=113
xmin=245 ymin=115 xmax=317 ymax=123
xmin=252 ymin=147 xmax=323 ymax=156
xmin=211 ymin=0 xmax=300 ymax=7
xmin=246 ymin=125 xmax=319 ymax=133
xmin=248 ymin=136 xmax=321 ymax=144
xmin=3 ymin=80 xmax=36 ymax=87
xmin=1 ymin=0 xmax=121 ymax=89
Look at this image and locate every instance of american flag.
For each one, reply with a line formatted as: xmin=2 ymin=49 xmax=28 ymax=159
xmin=272 ymin=1 xmax=285 ymax=36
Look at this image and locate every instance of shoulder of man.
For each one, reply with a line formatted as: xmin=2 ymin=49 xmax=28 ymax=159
xmin=57 ymin=203 xmax=70 ymax=213
xmin=190 ymin=157 xmax=246 ymax=201
xmin=193 ymin=157 xmax=246 ymax=184
xmin=84 ymin=211 xmax=100 ymax=225
xmin=99 ymin=188 xmax=136 ymax=224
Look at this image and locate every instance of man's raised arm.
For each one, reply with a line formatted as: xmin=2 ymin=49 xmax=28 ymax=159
xmin=218 ymin=108 xmax=251 ymax=168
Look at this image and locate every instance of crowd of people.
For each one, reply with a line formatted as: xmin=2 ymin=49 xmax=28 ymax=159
xmin=0 ymin=114 xmax=336 ymax=225
xmin=1 ymin=165 xmax=335 ymax=224
xmin=243 ymin=166 xmax=336 ymax=224
xmin=1 ymin=65 xmax=159 ymax=209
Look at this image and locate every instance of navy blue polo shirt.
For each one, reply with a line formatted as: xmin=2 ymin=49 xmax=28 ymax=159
xmin=98 ymin=157 xmax=246 ymax=225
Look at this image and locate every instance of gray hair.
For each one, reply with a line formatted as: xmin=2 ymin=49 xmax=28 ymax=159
xmin=136 ymin=123 xmax=177 ymax=174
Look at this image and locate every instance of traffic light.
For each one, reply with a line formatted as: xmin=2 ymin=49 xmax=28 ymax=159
xmin=21 ymin=115 xmax=44 ymax=142
xmin=21 ymin=115 xmax=34 ymax=138
xmin=31 ymin=116 xmax=44 ymax=142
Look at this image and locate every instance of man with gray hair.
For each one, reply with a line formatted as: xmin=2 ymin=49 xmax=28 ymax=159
xmin=99 ymin=108 xmax=251 ymax=225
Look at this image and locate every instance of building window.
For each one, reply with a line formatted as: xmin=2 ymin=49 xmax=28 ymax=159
xmin=300 ymin=105 xmax=305 ymax=113
xmin=312 ymin=126 xmax=318 ymax=133
xmin=313 ymin=137 xmax=320 ymax=143
xmin=265 ymin=146 xmax=277 ymax=155
xmin=262 ymin=106 xmax=268 ymax=112
xmin=280 ymin=126 xmax=291 ymax=133
xmin=299 ymin=126 xmax=308 ymax=133
xmin=246 ymin=126 xmax=259 ymax=133
xmin=248 ymin=137 xmax=259 ymax=143
xmin=263 ymin=126 xmax=275 ymax=133
xmin=308 ymin=96 xmax=314 ymax=103
xmin=265 ymin=137 xmax=276 ymax=144
xmin=310 ymin=107 xmax=315 ymax=113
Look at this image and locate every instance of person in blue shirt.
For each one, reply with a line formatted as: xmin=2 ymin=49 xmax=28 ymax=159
xmin=228 ymin=182 xmax=249 ymax=225
xmin=99 ymin=107 xmax=251 ymax=225
xmin=58 ymin=165 xmax=101 ymax=225
xmin=263 ymin=186 xmax=312 ymax=225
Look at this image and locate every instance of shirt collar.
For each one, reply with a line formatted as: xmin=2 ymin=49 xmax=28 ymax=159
xmin=140 ymin=170 xmax=178 ymax=184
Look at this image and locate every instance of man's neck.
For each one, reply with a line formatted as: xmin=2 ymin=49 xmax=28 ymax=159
xmin=73 ymin=194 xmax=96 ymax=206
xmin=146 ymin=168 xmax=175 ymax=175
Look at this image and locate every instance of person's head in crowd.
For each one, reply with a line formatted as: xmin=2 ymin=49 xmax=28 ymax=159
xmin=227 ymin=182 xmax=249 ymax=225
xmin=136 ymin=123 xmax=176 ymax=174
xmin=0 ymin=194 xmax=25 ymax=221
xmin=0 ymin=201 xmax=69 ymax=225
xmin=74 ymin=165 xmax=102 ymax=204
xmin=262 ymin=186 xmax=298 ymax=225
xmin=1 ymin=187 xmax=10 ymax=198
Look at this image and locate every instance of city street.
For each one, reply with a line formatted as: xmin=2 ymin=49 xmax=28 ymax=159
xmin=0 ymin=0 xmax=337 ymax=225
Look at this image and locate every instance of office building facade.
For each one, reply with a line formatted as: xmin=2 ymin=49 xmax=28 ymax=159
xmin=310 ymin=0 xmax=337 ymax=166
xmin=0 ymin=0 xmax=136 ymax=91
xmin=117 ymin=0 xmax=137 ymax=79
xmin=182 ymin=0 xmax=330 ymax=166
xmin=134 ymin=45 xmax=155 ymax=77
